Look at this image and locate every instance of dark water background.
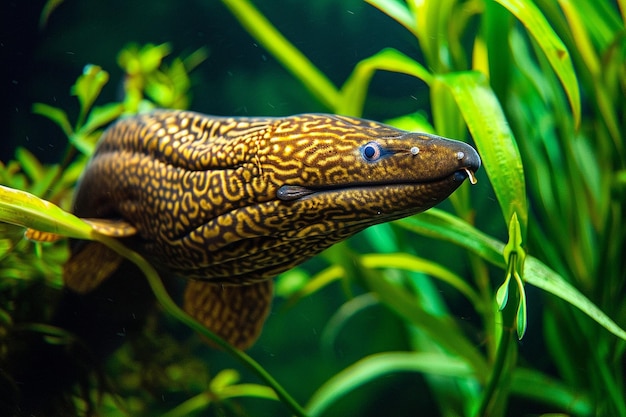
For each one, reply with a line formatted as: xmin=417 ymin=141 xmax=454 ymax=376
xmin=3 ymin=0 xmax=428 ymax=163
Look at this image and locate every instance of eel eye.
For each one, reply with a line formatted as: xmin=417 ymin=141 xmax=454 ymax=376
xmin=362 ymin=142 xmax=382 ymax=161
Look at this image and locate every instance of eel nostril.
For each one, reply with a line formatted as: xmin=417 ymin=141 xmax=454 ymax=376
xmin=454 ymin=143 xmax=481 ymax=184
xmin=461 ymin=145 xmax=481 ymax=172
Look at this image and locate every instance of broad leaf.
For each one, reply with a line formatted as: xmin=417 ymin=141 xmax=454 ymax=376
xmin=434 ymin=71 xmax=528 ymax=235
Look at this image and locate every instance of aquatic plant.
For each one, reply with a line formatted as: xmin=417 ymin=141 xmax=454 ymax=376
xmin=1 ymin=0 xmax=625 ymax=416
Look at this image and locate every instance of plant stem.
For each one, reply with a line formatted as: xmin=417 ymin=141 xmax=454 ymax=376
xmin=98 ymin=235 xmax=309 ymax=417
xmin=475 ymin=262 xmax=519 ymax=417
xmin=475 ymin=326 xmax=515 ymax=417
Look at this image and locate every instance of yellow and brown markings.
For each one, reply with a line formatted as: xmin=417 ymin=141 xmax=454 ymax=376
xmin=66 ymin=109 xmax=480 ymax=348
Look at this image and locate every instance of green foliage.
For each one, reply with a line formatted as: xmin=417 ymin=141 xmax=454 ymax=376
xmin=1 ymin=0 xmax=625 ymax=416
xmin=226 ymin=0 xmax=626 ymax=415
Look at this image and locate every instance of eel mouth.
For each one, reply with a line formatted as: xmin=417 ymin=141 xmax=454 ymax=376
xmin=276 ymin=166 xmax=479 ymax=202
xmin=276 ymin=141 xmax=481 ymax=202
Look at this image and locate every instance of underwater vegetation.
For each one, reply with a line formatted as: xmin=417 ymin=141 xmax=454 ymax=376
xmin=1 ymin=0 xmax=625 ymax=416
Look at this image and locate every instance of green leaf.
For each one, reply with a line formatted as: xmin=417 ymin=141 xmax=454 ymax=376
xmin=71 ymin=65 xmax=110 ymax=124
xmin=138 ymin=43 xmax=171 ymax=73
xmin=306 ymin=352 xmax=473 ymax=417
xmin=282 ymin=264 xmax=344 ymax=308
xmin=524 ymin=256 xmax=626 ymax=341
xmin=515 ymin=276 xmax=527 ymax=339
xmin=511 ymin=368 xmax=592 ymax=415
xmin=219 ymin=383 xmax=278 ymax=401
xmin=396 ymin=210 xmax=626 ymax=342
xmin=0 ymin=185 xmax=92 ymax=239
xmin=502 ymin=213 xmax=527 ymax=338
xmin=79 ymin=102 xmax=125 ymax=137
xmin=410 ymin=0 xmax=457 ymax=71
xmin=384 ymin=111 xmax=435 ymax=133
xmin=274 ymin=268 xmax=310 ymax=298
xmin=495 ymin=274 xmax=510 ymax=310
xmin=220 ymin=0 xmax=339 ymax=109
xmin=39 ymin=0 xmax=65 ymax=29
xmin=337 ymin=48 xmax=432 ymax=116
xmin=360 ymin=264 xmax=489 ymax=377
xmin=502 ymin=202 xmax=526 ymax=272
xmin=210 ymin=369 xmax=240 ymax=391
xmin=321 ymin=293 xmax=379 ymax=353
xmin=360 ymin=253 xmax=483 ymax=309
xmin=398 ymin=210 xmax=504 ymax=266
xmin=494 ymin=0 xmax=581 ymax=127
xmin=14 ymin=148 xmax=44 ymax=183
xmin=29 ymin=164 xmax=61 ymax=199
xmin=434 ymin=71 xmax=528 ymax=235
xmin=364 ymin=0 xmax=416 ymax=36
xmin=72 ymin=102 xmax=125 ymax=156
xmin=182 ymin=47 xmax=210 ymax=73
xmin=32 ymin=103 xmax=73 ymax=137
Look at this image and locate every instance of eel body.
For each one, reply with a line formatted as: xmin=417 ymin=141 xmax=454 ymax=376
xmin=64 ymin=110 xmax=480 ymax=348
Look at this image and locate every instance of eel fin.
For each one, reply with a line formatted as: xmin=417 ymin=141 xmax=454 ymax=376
xmin=83 ymin=218 xmax=138 ymax=237
xmin=60 ymin=218 xmax=135 ymax=293
xmin=183 ymin=280 xmax=273 ymax=350
xmin=25 ymin=228 xmax=63 ymax=242
xmin=63 ymin=241 xmax=124 ymax=294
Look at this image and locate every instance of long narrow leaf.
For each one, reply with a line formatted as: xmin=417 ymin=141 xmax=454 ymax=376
xmin=365 ymin=0 xmax=416 ymax=36
xmin=0 ymin=185 xmax=92 ymax=239
xmin=361 ymin=265 xmax=489 ymax=377
xmin=306 ymin=352 xmax=473 ymax=417
xmin=360 ymin=253 xmax=483 ymax=309
xmin=396 ymin=210 xmax=626 ymax=342
xmin=495 ymin=0 xmax=581 ymax=127
xmin=511 ymin=368 xmax=592 ymax=415
xmin=434 ymin=71 xmax=527 ymax=235
xmin=32 ymin=103 xmax=73 ymax=138
xmin=220 ymin=0 xmax=339 ymax=109
xmin=14 ymin=148 xmax=45 ymax=183
xmin=338 ymin=48 xmax=432 ymax=116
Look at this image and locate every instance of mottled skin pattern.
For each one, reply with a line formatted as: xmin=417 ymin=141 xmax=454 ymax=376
xmin=68 ymin=110 xmax=480 ymax=348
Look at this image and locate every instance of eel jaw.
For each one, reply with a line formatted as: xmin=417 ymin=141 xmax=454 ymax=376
xmin=276 ymin=166 xmax=479 ymax=202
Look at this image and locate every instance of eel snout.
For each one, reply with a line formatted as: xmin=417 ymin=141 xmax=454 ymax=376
xmin=455 ymin=142 xmax=481 ymax=184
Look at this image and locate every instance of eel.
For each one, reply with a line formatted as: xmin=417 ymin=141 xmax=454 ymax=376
xmin=63 ymin=110 xmax=481 ymax=349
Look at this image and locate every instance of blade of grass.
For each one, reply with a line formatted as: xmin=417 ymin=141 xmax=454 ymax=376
xmin=360 ymin=253 xmax=483 ymax=309
xmin=365 ymin=0 xmax=416 ymax=36
xmin=337 ymin=48 xmax=432 ymax=116
xmin=360 ymin=266 xmax=489 ymax=378
xmin=410 ymin=0 xmax=456 ymax=71
xmin=511 ymin=367 xmax=592 ymax=415
xmin=396 ymin=210 xmax=626 ymax=342
xmin=495 ymin=0 xmax=581 ymax=127
xmin=0 ymin=185 xmax=93 ymax=239
xmin=306 ymin=352 xmax=474 ymax=417
xmin=32 ymin=103 xmax=74 ymax=138
xmin=433 ymin=71 xmax=527 ymax=235
xmin=220 ymin=0 xmax=339 ymax=109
